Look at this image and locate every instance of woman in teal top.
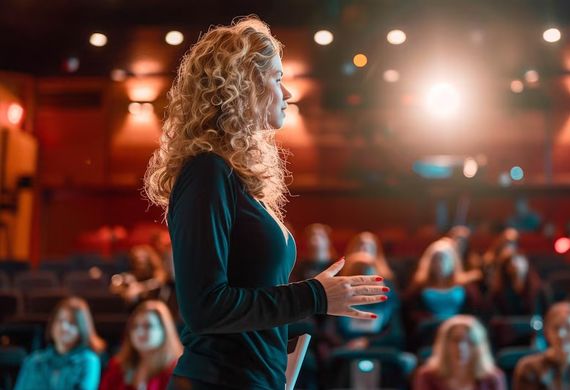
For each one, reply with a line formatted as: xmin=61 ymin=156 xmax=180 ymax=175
xmin=14 ymin=297 xmax=105 ymax=390
xmin=144 ymin=16 xmax=389 ymax=390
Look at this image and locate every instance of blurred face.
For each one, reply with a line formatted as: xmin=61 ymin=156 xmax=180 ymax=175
xmin=546 ymin=309 xmax=570 ymax=359
xmin=357 ymin=237 xmax=377 ymax=257
xmin=131 ymin=248 xmax=152 ymax=276
xmin=431 ymin=250 xmax=455 ymax=279
xmin=265 ymin=55 xmax=292 ymax=130
xmin=52 ymin=308 xmax=80 ymax=352
xmin=448 ymin=325 xmax=474 ymax=367
xmin=506 ymin=254 xmax=529 ymax=279
xmin=130 ymin=311 xmax=165 ymax=353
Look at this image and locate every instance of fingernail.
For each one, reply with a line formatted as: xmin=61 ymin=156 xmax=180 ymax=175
xmin=370 ymin=314 xmax=378 ymax=319
xmin=338 ymin=257 xmax=345 ymax=262
xmin=381 ymin=287 xmax=390 ymax=292
xmin=380 ymin=296 xmax=388 ymax=301
xmin=375 ymin=277 xmax=383 ymax=282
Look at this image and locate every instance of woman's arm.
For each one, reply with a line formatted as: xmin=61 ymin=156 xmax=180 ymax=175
xmin=169 ymin=154 xmax=327 ymax=335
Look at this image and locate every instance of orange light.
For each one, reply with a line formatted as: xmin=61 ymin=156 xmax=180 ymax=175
xmin=353 ymin=54 xmax=368 ymax=68
xmin=7 ymin=103 xmax=24 ymax=125
xmin=555 ymin=237 xmax=570 ymax=254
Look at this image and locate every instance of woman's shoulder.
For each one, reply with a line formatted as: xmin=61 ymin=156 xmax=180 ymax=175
xmin=68 ymin=347 xmax=100 ymax=365
xmin=23 ymin=347 xmax=53 ymax=365
xmin=182 ymin=152 xmax=233 ymax=177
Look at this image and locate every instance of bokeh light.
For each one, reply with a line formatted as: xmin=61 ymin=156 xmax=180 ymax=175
xmin=89 ymin=32 xmax=108 ymax=47
xmin=510 ymin=166 xmax=524 ymax=181
xmin=353 ymin=53 xmax=368 ymax=68
xmin=314 ymin=30 xmax=334 ymax=46
xmin=555 ymin=237 xmax=570 ymax=254
xmin=543 ymin=28 xmax=561 ymax=43
xmin=383 ymin=69 xmax=400 ymax=83
xmin=387 ymin=30 xmax=406 ymax=45
xmin=165 ymin=31 xmax=184 ymax=46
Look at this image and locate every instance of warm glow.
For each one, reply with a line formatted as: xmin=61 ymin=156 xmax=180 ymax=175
xmin=555 ymin=237 xmax=570 ymax=254
xmin=131 ymin=59 xmax=163 ymax=76
xmin=387 ymin=30 xmax=406 ymax=45
xmin=463 ymin=158 xmax=478 ymax=178
xmin=128 ymin=102 xmax=154 ymax=117
xmin=7 ymin=103 xmax=24 ymax=125
xmin=125 ymin=77 xmax=167 ymax=102
xmin=383 ymin=69 xmax=400 ymax=83
xmin=89 ymin=33 xmax=108 ymax=47
xmin=510 ymin=80 xmax=524 ymax=93
xmin=110 ymin=69 xmax=127 ymax=82
xmin=543 ymin=28 xmax=561 ymax=43
xmin=525 ymin=70 xmax=539 ymax=84
xmin=353 ymin=54 xmax=368 ymax=68
xmin=314 ymin=30 xmax=334 ymax=46
xmin=165 ymin=31 xmax=184 ymax=46
xmin=424 ymin=82 xmax=461 ymax=119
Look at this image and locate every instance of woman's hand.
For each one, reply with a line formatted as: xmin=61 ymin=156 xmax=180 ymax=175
xmin=314 ymin=257 xmax=389 ymax=320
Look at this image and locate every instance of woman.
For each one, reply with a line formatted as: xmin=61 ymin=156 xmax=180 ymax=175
xmin=345 ymin=231 xmax=394 ymax=282
xmin=514 ymin=302 xmax=570 ymax=390
xmin=110 ymin=244 xmax=170 ymax=305
xmin=414 ymin=315 xmax=507 ymax=390
xmin=143 ymin=16 xmax=388 ymax=389
xmin=488 ymin=249 xmax=544 ymax=317
xmin=14 ymin=297 xmax=105 ymax=390
xmin=100 ymin=300 xmax=182 ymax=390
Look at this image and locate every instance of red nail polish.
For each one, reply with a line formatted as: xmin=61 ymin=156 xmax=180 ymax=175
xmin=380 ymin=296 xmax=388 ymax=301
xmin=381 ymin=287 xmax=390 ymax=292
xmin=370 ymin=314 xmax=378 ymax=319
xmin=375 ymin=277 xmax=383 ymax=282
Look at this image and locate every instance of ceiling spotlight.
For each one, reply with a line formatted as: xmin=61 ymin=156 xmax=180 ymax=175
xmin=353 ymin=53 xmax=368 ymax=68
xmin=314 ymin=30 xmax=334 ymax=46
xmin=510 ymin=80 xmax=524 ymax=93
xmin=543 ymin=28 xmax=561 ymax=43
xmin=165 ymin=31 xmax=184 ymax=46
xmin=387 ymin=30 xmax=406 ymax=45
xmin=383 ymin=69 xmax=400 ymax=83
xmin=89 ymin=33 xmax=108 ymax=47
xmin=424 ymin=82 xmax=461 ymax=119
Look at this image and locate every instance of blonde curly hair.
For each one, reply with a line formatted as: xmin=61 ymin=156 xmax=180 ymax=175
xmin=144 ymin=15 xmax=290 ymax=221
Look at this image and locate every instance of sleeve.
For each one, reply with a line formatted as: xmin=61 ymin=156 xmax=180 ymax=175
xmin=492 ymin=368 xmax=508 ymax=390
xmin=99 ymin=358 xmax=122 ymax=390
xmin=14 ymin=352 xmax=45 ymax=390
xmin=168 ymin=154 xmax=327 ymax=335
xmin=76 ymin=351 xmax=101 ymax=390
xmin=412 ymin=366 xmax=435 ymax=390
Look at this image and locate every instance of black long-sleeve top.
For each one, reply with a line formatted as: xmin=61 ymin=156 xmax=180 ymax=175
xmin=168 ymin=152 xmax=328 ymax=389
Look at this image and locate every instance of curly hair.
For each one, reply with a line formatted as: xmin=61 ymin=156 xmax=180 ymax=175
xmin=144 ymin=15 xmax=290 ymax=222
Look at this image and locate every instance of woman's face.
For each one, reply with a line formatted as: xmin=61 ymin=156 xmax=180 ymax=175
xmin=546 ymin=309 xmax=570 ymax=359
xmin=265 ymin=55 xmax=292 ymax=130
xmin=52 ymin=308 xmax=80 ymax=352
xmin=447 ymin=325 xmax=474 ymax=367
xmin=357 ymin=237 xmax=377 ymax=257
xmin=506 ymin=254 xmax=528 ymax=279
xmin=130 ymin=311 xmax=165 ymax=353
xmin=431 ymin=250 xmax=455 ymax=279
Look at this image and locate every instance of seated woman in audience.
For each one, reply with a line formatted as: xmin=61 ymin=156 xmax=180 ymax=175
xmin=447 ymin=225 xmax=483 ymax=274
xmin=514 ymin=302 xmax=570 ymax=390
xmin=345 ymin=231 xmax=395 ymax=285
xmin=481 ymin=228 xmax=519 ymax=288
xmin=333 ymin=251 xmax=404 ymax=350
xmin=488 ymin=248 xmax=544 ymax=317
xmin=110 ymin=244 xmax=170 ymax=304
xmin=15 ymin=297 xmax=105 ymax=390
xmin=100 ymin=300 xmax=182 ymax=390
xmin=289 ymin=223 xmax=336 ymax=282
xmin=414 ymin=315 xmax=507 ymax=390
xmin=404 ymin=238 xmax=483 ymax=323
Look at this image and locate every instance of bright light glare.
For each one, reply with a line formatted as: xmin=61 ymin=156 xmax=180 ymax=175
xmin=463 ymin=158 xmax=478 ymax=178
xmin=314 ymin=30 xmax=334 ymax=46
xmin=89 ymin=33 xmax=108 ymax=47
xmin=543 ymin=28 xmax=561 ymax=43
xmin=387 ymin=30 xmax=406 ymax=45
xmin=424 ymin=82 xmax=461 ymax=119
xmin=165 ymin=31 xmax=184 ymax=45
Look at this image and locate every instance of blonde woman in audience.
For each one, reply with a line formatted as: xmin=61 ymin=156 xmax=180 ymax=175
xmin=100 ymin=300 xmax=182 ymax=390
xmin=290 ymin=223 xmax=336 ymax=281
xmin=345 ymin=231 xmax=394 ymax=282
xmin=514 ymin=302 xmax=570 ymax=390
xmin=404 ymin=239 xmax=483 ymax=322
xmin=414 ymin=315 xmax=506 ymax=390
xmin=15 ymin=297 xmax=105 ymax=390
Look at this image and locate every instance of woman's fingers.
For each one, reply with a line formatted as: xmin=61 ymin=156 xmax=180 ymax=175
xmin=348 ymin=275 xmax=384 ymax=286
xmin=351 ymin=285 xmax=390 ymax=296
xmin=345 ymin=308 xmax=380 ymax=320
xmin=348 ymin=294 xmax=388 ymax=305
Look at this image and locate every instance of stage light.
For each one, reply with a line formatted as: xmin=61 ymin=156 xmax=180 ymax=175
xmin=89 ymin=33 xmax=108 ymax=47
xmin=314 ymin=30 xmax=334 ymax=46
xmin=353 ymin=54 xmax=368 ymax=68
xmin=128 ymin=102 xmax=141 ymax=115
xmin=543 ymin=28 xmax=561 ymax=43
xmin=387 ymin=30 xmax=406 ymax=45
xmin=524 ymin=70 xmax=539 ymax=84
xmin=463 ymin=158 xmax=478 ymax=178
xmin=555 ymin=237 xmax=570 ymax=254
xmin=7 ymin=103 xmax=24 ymax=125
xmin=165 ymin=31 xmax=184 ymax=46
xmin=424 ymin=82 xmax=460 ymax=119
xmin=383 ymin=69 xmax=400 ymax=83
xmin=510 ymin=80 xmax=524 ymax=93
xmin=357 ymin=360 xmax=374 ymax=373
xmin=110 ymin=69 xmax=127 ymax=82
xmin=510 ymin=166 xmax=524 ymax=181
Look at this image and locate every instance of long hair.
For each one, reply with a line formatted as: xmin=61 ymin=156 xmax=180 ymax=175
xmin=46 ymin=297 xmax=106 ymax=354
xmin=128 ymin=244 xmax=168 ymax=283
xmin=426 ymin=315 xmax=496 ymax=380
xmin=345 ymin=231 xmax=393 ymax=280
xmin=144 ymin=15 xmax=290 ymax=222
xmin=115 ymin=300 xmax=182 ymax=381
xmin=410 ymin=238 xmax=464 ymax=290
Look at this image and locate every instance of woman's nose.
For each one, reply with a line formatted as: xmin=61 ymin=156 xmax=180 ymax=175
xmin=282 ymin=84 xmax=292 ymax=101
